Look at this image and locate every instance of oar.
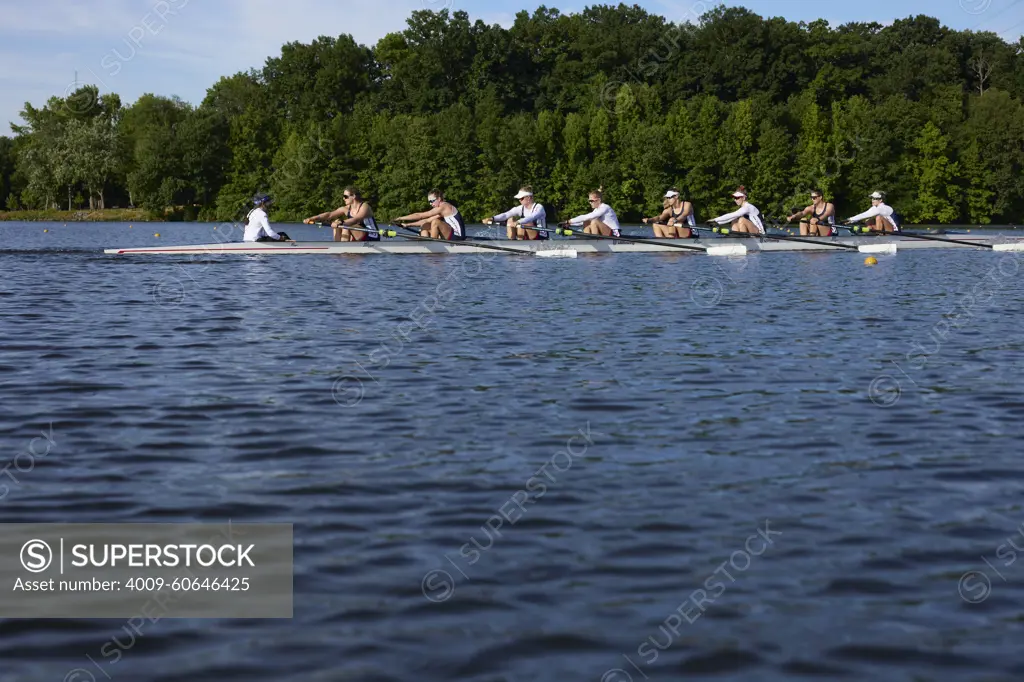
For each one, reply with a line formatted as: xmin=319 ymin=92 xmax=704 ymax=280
xmin=313 ymin=223 xmax=398 ymax=238
xmin=556 ymin=224 xmax=746 ymax=257
xmin=383 ymin=224 xmax=576 ymax=257
xmin=700 ymin=221 xmax=896 ymax=255
xmin=837 ymin=223 xmax=1024 ymax=251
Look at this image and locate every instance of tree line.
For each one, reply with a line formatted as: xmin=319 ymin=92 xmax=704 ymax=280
xmin=2 ymin=4 xmax=1023 ymax=224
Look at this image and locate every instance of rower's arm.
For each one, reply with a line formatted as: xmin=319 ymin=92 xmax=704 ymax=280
xmin=712 ymin=205 xmax=748 ymax=224
xmin=491 ymin=206 xmax=522 ymax=223
xmin=680 ymin=203 xmax=693 ymax=219
xmin=306 ymin=207 xmax=344 ymax=223
xmin=848 ymin=206 xmax=881 ymax=222
xmin=645 ymin=208 xmax=671 ymax=224
xmin=787 ymin=205 xmax=812 ymax=222
xmin=254 ymin=211 xmax=279 ymax=239
xmin=570 ymin=205 xmax=604 ymax=225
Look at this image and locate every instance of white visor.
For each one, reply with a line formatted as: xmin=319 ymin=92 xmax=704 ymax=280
xmin=514 ymin=190 xmax=532 ymax=199
xmin=664 ymin=190 xmax=679 ymax=198
xmin=869 ymin=191 xmax=884 ymax=199
xmin=732 ymin=191 xmax=746 ymax=198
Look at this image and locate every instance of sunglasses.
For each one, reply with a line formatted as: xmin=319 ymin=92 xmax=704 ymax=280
xmin=589 ymin=198 xmax=600 ymax=203
xmin=343 ymin=194 xmax=352 ymax=199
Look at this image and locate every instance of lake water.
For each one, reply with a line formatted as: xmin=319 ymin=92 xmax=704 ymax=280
xmin=2 ymin=221 xmax=1024 ymax=681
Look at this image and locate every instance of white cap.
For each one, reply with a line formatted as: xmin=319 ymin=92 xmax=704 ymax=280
xmin=732 ymin=189 xmax=746 ymax=198
xmin=869 ymin=191 xmax=885 ymax=199
xmin=664 ymin=190 xmax=679 ymax=198
xmin=514 ymin=189 xmax=533 ymax=199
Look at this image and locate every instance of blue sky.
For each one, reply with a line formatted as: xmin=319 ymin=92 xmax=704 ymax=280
xmin=2 ymin=0 xmax=1023 ymax=133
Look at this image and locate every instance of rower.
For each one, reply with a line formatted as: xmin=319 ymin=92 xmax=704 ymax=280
xmin=567 ymin=189 xmax=621 ymax=237
xmin=847 ymin=191 xmax=900 ymax=233
xmin=643 ymin=188 xmax=695 ymax=238
xmin=786 ymin=189 xmax=836 ymax=236
xmin=243 ymin=194 xmax=290 ymax=242
xmin=394 ymin=189 xmax=467 ymax=241
xmin=304 ymin=186 xmax=379 ymax=242
xmin=708 ymin=186 xmax=764 ymax=235
xmin=483 ymin=186 xmax=549 ymax=240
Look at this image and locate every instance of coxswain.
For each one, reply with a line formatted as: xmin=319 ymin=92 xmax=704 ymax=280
xmin=567 ymin=189 xmax=621 ymax=237
xmin=304 ymin=187 xmax=379 ymax=242
xmin=708 ymin=186 xmax=764 ymax=235
xmin=483 ymin=186 xmax=549 ymax=240
xmin=394 ymin=189 xmax=467 ymax=241
xmin=846 ymin=191 xmax=900 ymax=233
xmin=243 ymin=194 xmax=290 ymax=242
xmin=786 ymin=189 xmax=836 ymax=236
xmin=643 ymin=188 xmax=695 ymax=238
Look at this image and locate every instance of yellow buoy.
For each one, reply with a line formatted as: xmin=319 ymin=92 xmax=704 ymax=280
xmin=154 ymin=233 xmax=160 ymax=237
xmin=129 ymin=225 xmax=133 ymax=229
xmin=213 ymin=226 xmax=217 ymax=230
xmin=865 ymin=256 xmax=878 ymax=266
xmin=43 ymin=229 xmax=48 ymax=233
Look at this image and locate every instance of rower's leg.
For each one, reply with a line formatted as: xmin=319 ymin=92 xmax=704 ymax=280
xmin=874 ymin=216 xmax=888 ymax=233
xmin=523 ymin=228 xmax=539 ymax=240
xmin=734 ymin=217 xmax=755 ymax=234
xmin=653 ymin=222 xmax=667 ymax=238
xmin=591 ymin=220 xmax=614 ymax=237
xmin=583 ymin=220 xmax=596 ymax=235
xmin=506 ymin=218 xmax=517 ymax=240
xmin=349 ymin=230 xmax=367 ymax=242
xmin=678 ymin=226 xmax=693 ymax=239
xmin=799 ymin=219 xmax=810 ymax=236
xmin=433 ymin=217 xmax=453 ymax=240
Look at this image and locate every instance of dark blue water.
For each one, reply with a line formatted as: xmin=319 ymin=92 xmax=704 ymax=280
xmin=2 ymin=221 xmax=1024 ymax=682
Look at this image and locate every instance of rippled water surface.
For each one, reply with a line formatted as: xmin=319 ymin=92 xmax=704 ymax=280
xmin=3 ymin=221 xmax=1024 ymax=682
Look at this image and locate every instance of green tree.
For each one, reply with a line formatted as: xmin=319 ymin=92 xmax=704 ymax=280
xmin=906 ymin=121 xmax=960 ymax=223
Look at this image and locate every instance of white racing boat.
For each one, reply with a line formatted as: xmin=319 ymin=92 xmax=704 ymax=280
xmin=104 ymin=234 xmax=1024 ymax=257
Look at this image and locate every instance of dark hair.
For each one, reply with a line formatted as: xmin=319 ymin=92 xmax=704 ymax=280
xmin=343 ymin=186 xmax=362 ymax=200
xmin=810 ymin=189 xmax=823 ymax=197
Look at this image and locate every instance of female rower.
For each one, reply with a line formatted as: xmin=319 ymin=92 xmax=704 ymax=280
xmin=708 ymin=186 xmax=764 ymax=235
xmin=643 ymin=188 xmax=695 ymax=238
xmin=243 ymin=194 xmax=290 ymax=242
xmin=304 ymin=186 xmax=379 ymax=242
xmin=394 ymin=189 xmax=467 ymax=241
xmin=483 ymin=186 xmax=549 ymax=240
xmin=567 ymin=189 xmax=621 ymax=237
xmin=786 ymin=189 xmax=835 ymax=236
xmin=846 ymin=191 xmax=900 ymax=233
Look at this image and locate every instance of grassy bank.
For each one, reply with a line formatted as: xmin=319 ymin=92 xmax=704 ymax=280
xmin=0 ymin=208 xmax=151 ymax=222
xmin=0 ymin=207 xmax=219 ymax=222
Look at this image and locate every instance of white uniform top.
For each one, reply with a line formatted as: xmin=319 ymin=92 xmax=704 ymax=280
xmin=494 ymin=203 xmax=548 ymax=230
xmin=712 ymin=201 xmax=765 ymax=234
xmin=849 ymin=203 xmax=899 ymax=231
xmin=570 ymin=203 xmax=621 ymax=236
xmin=243 ymin=207 xmax=280 ymax=242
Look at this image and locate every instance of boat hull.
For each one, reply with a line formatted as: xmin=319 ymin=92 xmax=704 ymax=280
xmin=104 ymin=236 xmax=1024 ymax=256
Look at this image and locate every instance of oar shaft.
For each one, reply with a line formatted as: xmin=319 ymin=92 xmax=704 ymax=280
xmin=835 ymin=223 xmax=990 ymax=248
xmin=383 ymin=224 xmax=536 ymax=255
xmin=558 ymin=225 xmax=707 ymax=252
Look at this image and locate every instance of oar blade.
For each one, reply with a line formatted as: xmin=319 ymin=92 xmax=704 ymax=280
xmin=537 ymin=249 xmax=578 ymax=258
xmin=706 ymin=245 xmax=748 ymax=257
xmin=992 ymin=242 xmax=1024 ymax=252
xmin=858 ymin=244 xmax=897 ymax=255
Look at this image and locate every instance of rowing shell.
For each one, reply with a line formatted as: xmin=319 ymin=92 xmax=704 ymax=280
xmin=104 ymin=236 xmax=1024 ymax=256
